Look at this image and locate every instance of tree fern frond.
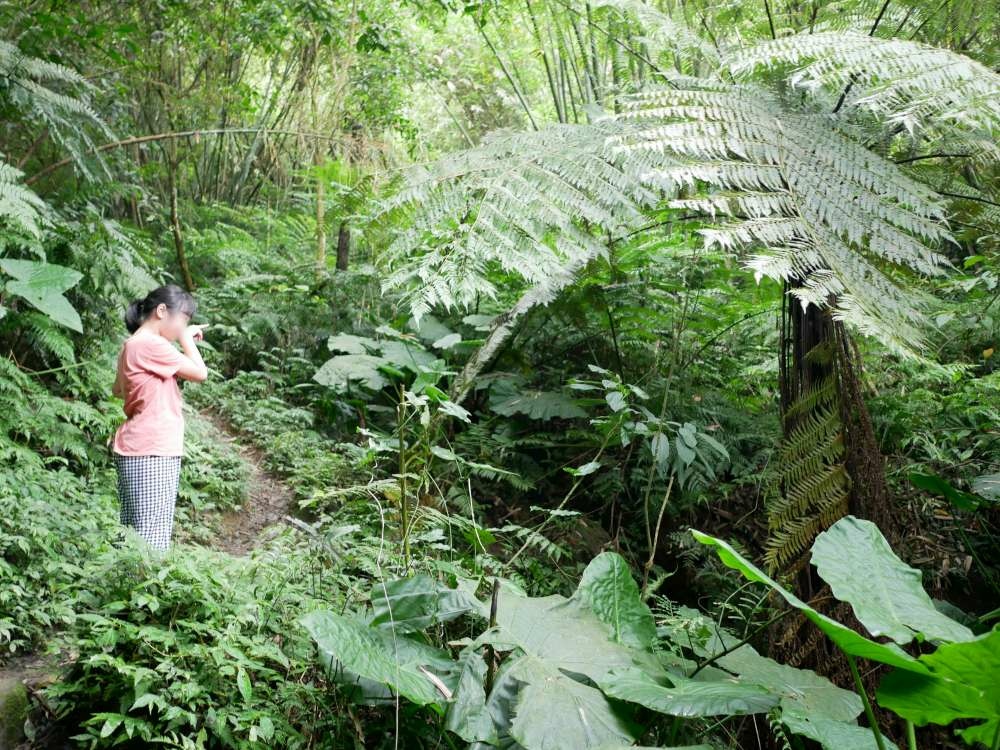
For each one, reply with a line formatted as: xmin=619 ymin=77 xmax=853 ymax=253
xmin=22 ymin=311 xmax=75 ymax=365
xmin=377 ymin=120 xmax=667 ymax=322
xmin=592 ymin=0 xmax=721 ymax=72
xmin=604 ymin=83 xmax=955 ymax=355
xmin=725 ymin=32 xmax=1000 ymax=133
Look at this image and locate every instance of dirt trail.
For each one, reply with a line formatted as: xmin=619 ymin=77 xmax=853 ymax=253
xmin=196 ymin=408 xmax=296 ymax=556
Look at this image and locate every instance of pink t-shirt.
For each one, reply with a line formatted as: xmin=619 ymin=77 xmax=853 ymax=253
xmin=111 ymin=332 xmax=187 ymax=456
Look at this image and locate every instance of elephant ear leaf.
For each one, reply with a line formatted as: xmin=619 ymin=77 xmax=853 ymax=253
xmin=811 ymin=516 xmax=974 ymax=645
xmin=877 ymin=627 xmax=1000 ymax=748
xmin=571 ymin=551 xmax=657 ymax=651
xmin=300 ymin=609 xmax=455 ymax=708
xmin=0 ymin=258 xmax=83 ymax=332
xmin=690 ymin=528 xmax=930 ymax=674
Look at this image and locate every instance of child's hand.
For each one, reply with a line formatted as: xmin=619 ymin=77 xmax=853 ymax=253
xmin=183 ymin=323 xmax=209 ymax=342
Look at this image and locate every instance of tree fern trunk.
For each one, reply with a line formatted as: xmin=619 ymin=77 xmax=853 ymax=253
xmin=336 ymin=221 xmax=350 ymax=271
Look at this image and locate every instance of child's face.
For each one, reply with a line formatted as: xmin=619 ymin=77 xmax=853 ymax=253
xmin=152 ymin=304 xmax=190 ymax=341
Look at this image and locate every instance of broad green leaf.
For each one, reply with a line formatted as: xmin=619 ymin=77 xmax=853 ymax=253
xmin=509 ymin=655 xmax=639 ymax=750
xmin=972 ymin=473 xmax=1000 ymax=501
xmin=0 ymin=258 xmax=83 ymax=331
xmin=492 ymin=389 xmax=587 ymax=420
xmin=236 ymin=666 xmax=252 ymax=703
xmin=811 ymin=516 xmax=974 ymax=644
xmin=877 ymin=627 xmax=1000 ymax=744
xmin=716 ymin=643 xmax=862 ymax=722
xmin=300 ymin=610 xmax=454 ymax=707
xmin=369 ymin=575 xmax=486 ymax=632
xmin=327 ymin=333 xmax=374 ymax=354
xmin=909 ymin=472 xmax=982 ymax=511
xmin=571 ymin=552 xmax=657 ymax=651
xmin=599 ymin=666 xmax=779 ymax=717
xmin=690 ymin=529 xmax=931 ymax=674
xmin=445 ymin=649 xmax=498 ymax=744
xmin=379 ymin=340 xmax=438 ymax=370
xmin=313 ymin=354 xmax=389 ymax=390
xmin=781 ymin=713 xmax=899 ymax=750
xmin=408 ymin=313 xmax=454 ymax=343
xmin=491 ymin=586 xmax=656 ymax=684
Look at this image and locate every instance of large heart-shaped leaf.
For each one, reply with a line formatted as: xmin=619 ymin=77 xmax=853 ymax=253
xmin=508 ymin=655 xmax=640 ymax=750
xmin=300 ymin=609 xmax=455 ymax=708
xmin=690 ymin=529 xmax=931 ymax=674
xmin=781 ymin=714 xmax=899 ymax=750
xmin=313 ymin=354 xmax=389 ymax=390
xmin=877 ymin=627 xmax=1000 ymax=746
xmin=599 ymin=666 xmax=779 ymax=717
xmin=571 ymin=551 xmax=657 ymax=651
xmin=811 ymin=516 xmax=974 ymax=645
xmin=369 ymin=574 xmax=486 ymax=632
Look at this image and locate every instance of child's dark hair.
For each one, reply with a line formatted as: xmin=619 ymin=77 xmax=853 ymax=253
xmin=125 ymin=285 xmax=197 ymax=333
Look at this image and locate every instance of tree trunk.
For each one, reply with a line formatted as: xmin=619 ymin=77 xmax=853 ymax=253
xmin=167 ymin=151 xmax=195 ymax=291
xmin=336 ymin=221 xmax=350 ymax=271
xmin=315 ymin=163 xmax=326 ymax=281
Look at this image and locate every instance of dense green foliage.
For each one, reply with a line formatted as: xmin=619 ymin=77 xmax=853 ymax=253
xmin=0 ymin=0 xmax=997 ymax=748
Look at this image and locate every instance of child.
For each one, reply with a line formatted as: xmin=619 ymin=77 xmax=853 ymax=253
xmin=110 ymin=284 xmax=209 ymax=552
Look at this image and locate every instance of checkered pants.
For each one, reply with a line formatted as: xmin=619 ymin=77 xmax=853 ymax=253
xmin=112 ymin=454 xmax=182 ymax=551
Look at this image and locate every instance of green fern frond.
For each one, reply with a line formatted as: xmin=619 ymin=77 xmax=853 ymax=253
xmin=604 ymin=82 xmax=955 ymax=356
xmin=765 ymin=347 xmax=850 ymax=572
xmin=22 ymin=311 xmax=76 ymax=365
xmin=0 ymin=40 xmax=114 ymax=181
xmin=725 ymin=32 xmax=1000 ymax=132
xmin=377 ymin=120 xmax=667 ymax=323
xmin=0 ymin=160 xmax=47 ymax=236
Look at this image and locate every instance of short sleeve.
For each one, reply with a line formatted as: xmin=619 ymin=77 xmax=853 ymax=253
xmin=134 ymin=336 xmax=185 ymax=379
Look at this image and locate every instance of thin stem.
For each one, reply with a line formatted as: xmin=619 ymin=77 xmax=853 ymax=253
xmin=847 ymin=654 xmax=886 ymax=750
xmin=906 ymin=720 xmax=917 ymax=750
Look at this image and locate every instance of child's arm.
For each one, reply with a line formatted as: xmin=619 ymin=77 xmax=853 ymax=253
xmin=112 ymin=361 xmax=126 ymax=398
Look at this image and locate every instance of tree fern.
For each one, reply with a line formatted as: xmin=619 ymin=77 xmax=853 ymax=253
xmin=602 ymin=80 xmax=956 ymax=357
xmin=377 ymin=120 xmax=669 ymax=323
xmin=725 ymin=31 xmax=1000 ymax=133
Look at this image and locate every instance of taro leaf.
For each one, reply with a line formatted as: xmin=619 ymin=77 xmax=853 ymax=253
xmin=370 ymin=575 xmax=486 ymax=632
xmin=491 ymin=389 xmax=587 ymax=420
xmin=327 ymin=333 xmax=374 ymax=354
xmin=972 ymin=473 xmax=1000 ymax=501
xmin=690 ymin=529 xmax=931 ymax=674
xmin=508 ymin=655 xmax=640 ymax=750
xmin=909 ymin=472 xmax=982 ymax=511
xmin=811 ymin=516 xmax=974 ymax=645
xmin=445 ymin=649 xmax=498 ymax=744
xmin=379 ymin=340 xmax=438 ymax=370
xmin=876 ymin=627 xmax=1000 ymax=746
xmin=715 ymin=642 xmax=862 ymax=723
xmin=313 ymin=354 xmax=389 ymax=390
xmin=300 ymin=610 xmax=456 ymax=708
xmin=433 ymin=333 xmax=463 ymax=350
xmin=491 ymin=586 xmax=659 ymax=684
xmin=0 ymin=258 xmax=83 ymax=332
xmin=470 ymin=654 xmax=528 ymax=750
xmin=782 ymin=714 xmax=899 ymax=750
xmin=571 ymin=552 xmax=657 ymax=651
xmin=408 ymin=313 xmax=454 ymax=344
xmin=599 ymin=666 xmax=779 ymax=717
